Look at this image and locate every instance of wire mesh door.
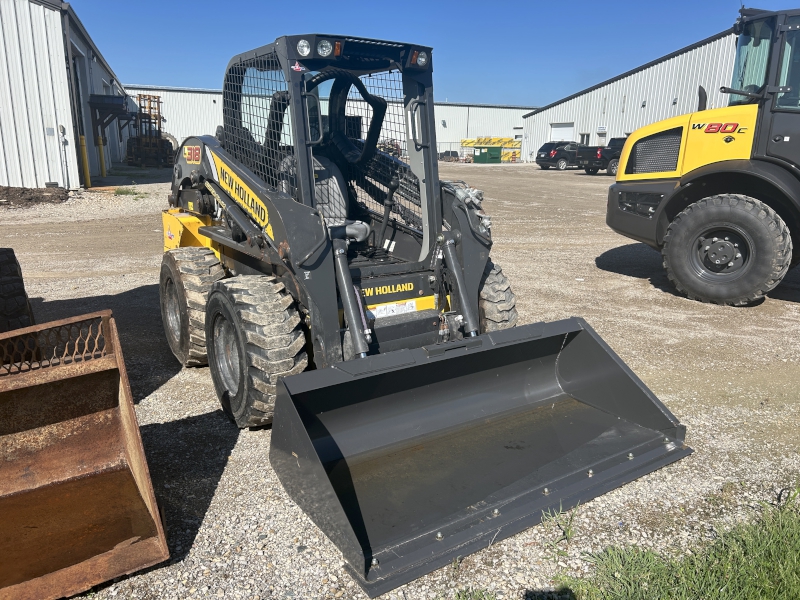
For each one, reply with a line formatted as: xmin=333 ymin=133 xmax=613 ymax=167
xmin=222 ymin=55 xmax=297 ymax=198
xmin=342 ymin=70 xmax=423 ymax=230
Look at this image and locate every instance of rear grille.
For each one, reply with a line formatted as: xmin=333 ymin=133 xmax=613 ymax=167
xmin=626 ymin=128 xmax=682 ymax=175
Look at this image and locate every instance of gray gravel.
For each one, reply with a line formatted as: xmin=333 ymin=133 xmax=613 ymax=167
xmin=3 ymin=163 xmax=800 ymax=600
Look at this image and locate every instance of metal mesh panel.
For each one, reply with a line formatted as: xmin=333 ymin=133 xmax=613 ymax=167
xmin=626 ymin=128 xmax=682 ymax=175
xmin=0 ymin=314 xmax=109 ymax=377
xmin=344 ymin=71 xmax=423 ymax=230
xmin=223 ymin=55 xmax=296 ymax=197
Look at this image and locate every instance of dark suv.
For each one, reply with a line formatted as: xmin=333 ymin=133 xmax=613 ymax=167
xmin=534 ymin=141 xmax=581 ymax=170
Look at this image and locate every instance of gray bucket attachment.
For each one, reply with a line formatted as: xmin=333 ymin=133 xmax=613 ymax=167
xmin=270 ymin=318 xmax=691 ymax=597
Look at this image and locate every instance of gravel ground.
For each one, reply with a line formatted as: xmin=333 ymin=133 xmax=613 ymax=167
xmin=3 ymin=163 xmax=800 ymax=600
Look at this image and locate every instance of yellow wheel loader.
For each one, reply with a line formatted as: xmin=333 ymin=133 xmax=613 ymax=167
xmin=608 ymin=8 xmax=800 ymax=306
xmin=160 ymin=34 xmax=690 ymax=596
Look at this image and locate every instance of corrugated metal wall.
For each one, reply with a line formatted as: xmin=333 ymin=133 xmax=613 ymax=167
xmin=124 ymin=85 xmax=533 ymax=153
xmin=0 ymin=0 xmax=78 ymax=188
xmin=522 ymin=33 xmax=738 ymax=161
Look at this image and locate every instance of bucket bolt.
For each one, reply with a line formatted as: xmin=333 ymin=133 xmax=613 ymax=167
xmin=628 ymin=453 xmax=634 ymax=460
xmin=492 ymin=508 xmax=500 ymax=517
xmin=587 ymin=469 xmax=594 ymax=477
xmin=435 ymin=532 xmax=443 ymax=541
xmin=371 ymin=558 xmax=379 ymax=567
xmin=543 ymin=488 xmax=550 ymax=495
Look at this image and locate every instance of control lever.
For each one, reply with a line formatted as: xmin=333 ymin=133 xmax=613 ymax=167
xmin=378 ymin=177 xmax=399 ymax=250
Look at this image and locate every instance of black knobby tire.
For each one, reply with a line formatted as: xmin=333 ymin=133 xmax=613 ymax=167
xmin=556 ymin=158 xmax=568 ymax=171
xmin=0 ymin=248 xmax=35 ymax=334
xmin=206 ymin=276 xmax=308 ymax=428
xmin=606 ymin=158 xmax=619 ymax=176
xmin=662 ymin=194 xmax=792 ymax=306
xmin=159 ymin=247 xmax=225 ymax=366
xmin=585 ymin=167 xmax=599 ymax=175
xmin=540 ymin=165 xmax=551 ymax=170
xmin=478 ymin=260 xmax=519 ymax=332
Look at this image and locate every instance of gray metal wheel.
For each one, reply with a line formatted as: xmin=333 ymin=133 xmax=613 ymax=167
xmin=556 ymin=158 xmax=568 ymax=170
xmin=606 ymin=158 xmax=619 ymax=176
xmin=205 ymin=276 xmax=308 ymax=428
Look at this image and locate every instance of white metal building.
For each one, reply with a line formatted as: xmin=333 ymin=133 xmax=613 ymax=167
xmin=0 ymin=0 xmax=131 ymax=189
xmin=521 ymin=30 xmax=738 ymax=161
xmin=124 ymin=84 xmax=535 ymax=155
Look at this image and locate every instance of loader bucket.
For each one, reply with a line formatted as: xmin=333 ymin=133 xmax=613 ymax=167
xmin=0 ymin=311 xmax=169 ymax=600
xmin=271 ymin=317 xmax=691 ymax=597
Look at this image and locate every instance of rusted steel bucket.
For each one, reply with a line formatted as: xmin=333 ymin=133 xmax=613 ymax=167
xmin=0 ymin=311 xmax=169 ymax=600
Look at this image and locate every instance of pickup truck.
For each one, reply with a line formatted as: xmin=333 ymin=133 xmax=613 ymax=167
xmin=575 ymin=137 xmax=627 ymax=176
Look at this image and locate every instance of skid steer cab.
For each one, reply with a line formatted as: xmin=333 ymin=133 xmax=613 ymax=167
xmin=607 ymin=7 xmax=800 ymax=306
xmin=158 ymin=34 xmax=690 ymax=596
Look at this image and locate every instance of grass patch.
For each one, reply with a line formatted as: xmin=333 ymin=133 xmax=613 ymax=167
xmin=452 ymin=590 xmax=496 ymax=600
xmin=113 ymin=187 xmax=139 ymax=196
xmin=560 ymin=488 xmax=800 ymax=599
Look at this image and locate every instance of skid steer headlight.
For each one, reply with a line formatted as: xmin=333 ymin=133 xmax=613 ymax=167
xmin=297 ymin=39 xmax=311 ymax=57
xmin=416 ymin=51 xmax=429 ymax=67
xmin=317 ymin=40 xmax=333 ymax=57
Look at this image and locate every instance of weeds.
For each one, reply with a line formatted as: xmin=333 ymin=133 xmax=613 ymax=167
xmin=560 ymin=487 xmax=800 ymax=599
xmin=114 ymin=187 xmax=139 ymax=196
xmin=452 ymin=589 xmax=497 ymax=600
xmin=541 ymin=502 xmax=580 ymax=558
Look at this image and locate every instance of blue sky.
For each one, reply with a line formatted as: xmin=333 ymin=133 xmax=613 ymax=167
xmin=72 ymin=0 xmax=796 ymax=107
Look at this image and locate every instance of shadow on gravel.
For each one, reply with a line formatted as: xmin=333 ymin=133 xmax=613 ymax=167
xmin=595 ymin=243 xmax=676 ymax=295
xmin=28 ymin=283 xmax=181 ymax=403
xmin=140 ymin=410 xmax=239 ymax=562
xmin=768 ymin=265 xmax=800 ymax=304
xmin=522 ymin=588 xmax=576 ymax=599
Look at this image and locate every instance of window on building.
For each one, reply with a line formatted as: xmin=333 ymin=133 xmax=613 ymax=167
xmin=515 ymin=134 xmax=523 ymax=140
xmin=579 ymin=133 xmax=590 ymax=145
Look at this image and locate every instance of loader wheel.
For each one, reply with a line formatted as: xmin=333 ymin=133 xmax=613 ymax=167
xmin=556 ymin=158 xmax=568 ymax=171
xmin=662 ymin=194 xmax=792 ymax=306
xmin=206 ymin=276 xmax=308 ymax=428
xmin=606 ymin=159 xmax=619 ymax=176
xmin=478 ymin=259 xmax=518 ymax=332
xmin=159 ymin=247 xmax=225 ymax=366
xmin=0 ymin=249 xmax=35 ymax=334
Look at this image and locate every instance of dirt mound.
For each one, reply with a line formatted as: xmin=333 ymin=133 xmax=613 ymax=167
xmin=0 ymin=186 xmax=69 ymax=207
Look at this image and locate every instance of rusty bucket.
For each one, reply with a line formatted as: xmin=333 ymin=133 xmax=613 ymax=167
xmin=0 ymin=311 xmax=169 ymax=600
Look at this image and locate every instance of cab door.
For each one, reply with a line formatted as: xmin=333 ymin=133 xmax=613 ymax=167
xmin=766 ymin=15 xmax=800 ymax=167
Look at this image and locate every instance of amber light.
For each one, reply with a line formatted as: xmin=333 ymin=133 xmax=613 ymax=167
xmin=334 ymin=41 xmax=342 ymax=57
xmin=411 ymin=50 xmax=419 ymax=65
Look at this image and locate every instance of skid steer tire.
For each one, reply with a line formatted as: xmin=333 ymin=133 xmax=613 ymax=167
xmin=478 ymin=259 xmax=518 ymax=332
xmin=160 ymin=247 xmax=225 ymax=367
xmin=662 ymin=194 xmax=792 ymax=306
xmin=0 ymin=249 xmax=35 ymax=334
xmin=206 ymin=276 xmax=308 ymax=428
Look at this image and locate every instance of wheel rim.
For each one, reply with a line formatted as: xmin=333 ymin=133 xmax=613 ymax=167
xmin=689 ymin=226 xmax=753 ymax=282
xmin=164 ymin=278 xmax=181 ymax=342
xmin=213 ymin=313 xmax=241 ymax=394
xmin=558 ymin=159 xmax=567 ymax=170
xmin=610 ymin=161 xmax=618 ymax=175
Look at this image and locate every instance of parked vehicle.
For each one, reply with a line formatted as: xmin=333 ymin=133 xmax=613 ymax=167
xmin=534 ymin=141 xmax=582 ymax=170
xmin=576 ymin=137 xmax=628 ymax=175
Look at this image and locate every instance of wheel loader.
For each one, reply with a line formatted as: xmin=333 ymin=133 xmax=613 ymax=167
xmin=159 ymin=34 xmax=691 ymax=596
xmin=608 ymin=7 xmax=800 ymax=306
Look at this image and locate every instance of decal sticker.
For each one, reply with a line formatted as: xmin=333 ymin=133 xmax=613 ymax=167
xmin=361 ymin=282 xmax=415 ymax=298
xmin=166 ymin=227 xmax=174 ymax=240
xmin=291 ymin=61 xmax=306 ymax=72
xmin=210 ymin=152 xmax=274 ymax=240
xmin=184 ymin=145 xmax=202 ymax=164
xmin=692 ymin=123 xmax=748 ymax=134
xmin=366 ymin=300 xmax=417 ymax=320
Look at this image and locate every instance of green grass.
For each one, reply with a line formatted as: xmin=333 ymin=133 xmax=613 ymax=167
xmin=113 ymin=187 xmax=139 ymax=196
xmin=560 ymin=488 xmax=800 ymax=600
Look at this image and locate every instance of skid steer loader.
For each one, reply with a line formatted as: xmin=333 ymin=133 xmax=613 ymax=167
xmin=159 ymin=35 xmax=691 ymax=596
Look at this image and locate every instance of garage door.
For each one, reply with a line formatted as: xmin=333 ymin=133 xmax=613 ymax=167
xmin=550 ymin=123 xmax=575 ymax=142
